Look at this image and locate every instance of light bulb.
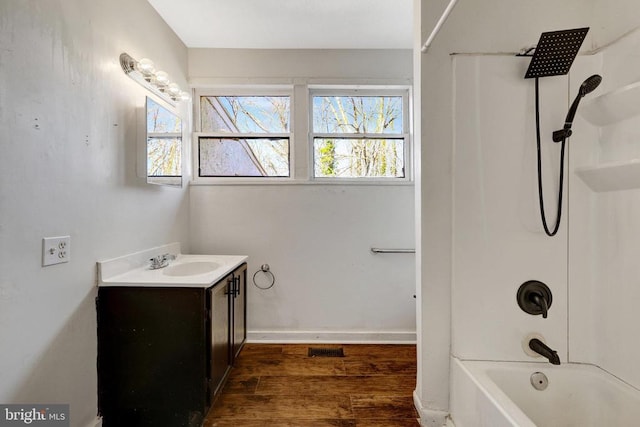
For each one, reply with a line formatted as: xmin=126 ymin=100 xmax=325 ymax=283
xmin=154 ymin=71 xmax=169 ymax=87
xmin=167 ymin=82 xmax=181 ymax=96
xmin=137 ymin=58 xmax=155 ymax=76
xmin=179 ymin=91 xmax=190 ymax=101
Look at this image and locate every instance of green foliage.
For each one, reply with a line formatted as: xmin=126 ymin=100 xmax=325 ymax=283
xmin=318 ymin=139 xmax=336 ymax=176
xmin=313 ymin=95 xmax=404 ymax=178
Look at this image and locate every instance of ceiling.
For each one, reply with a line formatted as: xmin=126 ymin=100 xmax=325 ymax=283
xmin=147 ymin=0 xmax=413 ymax=49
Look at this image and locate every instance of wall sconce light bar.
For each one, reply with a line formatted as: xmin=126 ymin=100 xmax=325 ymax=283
xmin=119 ymin=52 xmax=190 ymax=105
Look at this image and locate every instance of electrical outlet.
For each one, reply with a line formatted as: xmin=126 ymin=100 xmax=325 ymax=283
xmin=42 ymin=236 xmax=71 ymax=266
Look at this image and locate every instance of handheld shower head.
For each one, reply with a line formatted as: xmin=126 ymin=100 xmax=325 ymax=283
xmin=579 ymin=74 xmax=602 ymax=96
xmin=552 ymin=74 xmax=602 ymax=142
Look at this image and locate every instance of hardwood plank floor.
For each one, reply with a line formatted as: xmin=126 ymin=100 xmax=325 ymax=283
xmin=204 ymin=344 xmax=419 ymax=427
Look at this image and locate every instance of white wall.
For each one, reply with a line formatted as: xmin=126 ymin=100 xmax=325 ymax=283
xmin=0 ymin=1 xmax=189 ymax=425
xmin=188 ymin=48 xmax=415 ymax=343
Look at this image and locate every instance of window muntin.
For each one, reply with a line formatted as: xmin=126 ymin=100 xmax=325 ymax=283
xmin=311 ymin=92 xmax=408 ymax=179
xmin=197 ymin=93 xmax=292 ymax=178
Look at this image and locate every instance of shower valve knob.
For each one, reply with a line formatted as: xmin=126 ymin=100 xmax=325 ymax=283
xmin=517 ymin=280 xmax=553 ymax=318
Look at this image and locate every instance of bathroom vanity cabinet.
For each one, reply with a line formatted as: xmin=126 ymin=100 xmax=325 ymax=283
xmin=97 ymin=262 xmax=247 ymax=427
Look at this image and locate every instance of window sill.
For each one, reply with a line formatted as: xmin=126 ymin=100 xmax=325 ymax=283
xmin=189 ymin=178 xmax=414 ymax=187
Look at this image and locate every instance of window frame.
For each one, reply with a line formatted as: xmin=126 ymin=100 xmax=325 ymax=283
xmin=191 ymin=85 xmax=412 ymax=185
xmin=308 ymin=87 xmax=411 ymax=183
xmin=193 ymin=86 xmax=295 ymax=182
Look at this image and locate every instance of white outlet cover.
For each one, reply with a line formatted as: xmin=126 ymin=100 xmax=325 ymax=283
xmin=42 ymin=236 xmax=71 ymax=266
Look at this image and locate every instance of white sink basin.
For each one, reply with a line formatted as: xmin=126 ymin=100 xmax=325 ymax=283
xmin=162 ymin=261 xmax=220 ymax=277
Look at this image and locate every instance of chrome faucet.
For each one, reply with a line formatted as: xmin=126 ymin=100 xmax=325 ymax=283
xmin=529 ymin=338 xmax=561 ymax=365
xmin=149 ymin=253 xmax=176 ymax=270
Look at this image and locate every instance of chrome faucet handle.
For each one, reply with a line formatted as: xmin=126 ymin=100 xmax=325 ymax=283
xmin=149 ymin=254 xmax=171 ymax=269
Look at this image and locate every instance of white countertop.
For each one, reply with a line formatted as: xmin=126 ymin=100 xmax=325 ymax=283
xmin=98 ymin=253 xmax=248 ymax=288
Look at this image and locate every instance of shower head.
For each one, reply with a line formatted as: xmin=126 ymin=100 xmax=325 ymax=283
xmin=579 ymin=74 xmax=602 ymax=96
xmin=524 ymin=27 xmax=589 ymax=79
xmin=552 ymin=74 xmax=603 ymax=142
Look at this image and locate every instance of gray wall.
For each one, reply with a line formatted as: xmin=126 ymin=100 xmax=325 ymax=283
xmin=0 ymin=1 xmax=189 ymax=425
xmin=188 ymin=48 xmax=416 ymax=343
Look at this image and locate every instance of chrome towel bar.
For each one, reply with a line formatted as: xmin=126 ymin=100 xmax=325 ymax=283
xmin=370 ymin=248 xmax=415 ymax=254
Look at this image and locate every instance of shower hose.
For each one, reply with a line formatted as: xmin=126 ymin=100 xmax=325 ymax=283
xmin=535 ymin=77 xmax=566 ymax=237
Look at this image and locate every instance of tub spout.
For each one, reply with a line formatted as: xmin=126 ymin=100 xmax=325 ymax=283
xmin=529 ymin=338 xmax=561 ymax=365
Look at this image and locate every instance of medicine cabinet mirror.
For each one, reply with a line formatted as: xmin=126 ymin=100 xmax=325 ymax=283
xmin=144 ymin=96 xmax=183 ymax=187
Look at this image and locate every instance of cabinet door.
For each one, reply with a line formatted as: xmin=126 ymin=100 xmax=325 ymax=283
xmin=97 ymin=287 xmax=207 ymax=427
xmin=209 ymin=276 xmax=231 ymax=397
xmin=232 ymin=264 xmax=247 ymax=358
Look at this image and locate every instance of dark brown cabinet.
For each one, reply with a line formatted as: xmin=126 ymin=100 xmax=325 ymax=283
xmin=209 ymin=276 xmax=230 ymax=398
xmin=231 ymin=264 xmax=246 ymax=359
xmin=97 ymin=262 xmax=247 ymax=427
xmin=209 ymin=263 xmax=247 ymax=396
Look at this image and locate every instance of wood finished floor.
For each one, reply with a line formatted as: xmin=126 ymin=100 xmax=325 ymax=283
xmin=204 ymin=344 xmax=419 ymax=427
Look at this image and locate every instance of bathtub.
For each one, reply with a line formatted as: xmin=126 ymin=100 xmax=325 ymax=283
xmin=450 ymin=357 xmax=640 ymax=427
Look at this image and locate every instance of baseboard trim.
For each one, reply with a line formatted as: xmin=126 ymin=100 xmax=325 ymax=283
xmin=413 ymin=391 xmax=450 ymax=427
xmin=246 ymin=330 xmax=416 ymax=344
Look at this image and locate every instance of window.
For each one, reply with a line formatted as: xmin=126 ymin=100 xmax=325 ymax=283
xmin=197 ymin=94 xmax=291 ymax=177
xmin=193 ymin=86 xmax=411 ymax=183
xmin=310 ymin=91 xmax=408 ymax=179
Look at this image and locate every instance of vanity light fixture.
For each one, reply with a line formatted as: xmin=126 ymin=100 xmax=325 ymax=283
xmin=119 ymin=52 xmax=190 ymax=105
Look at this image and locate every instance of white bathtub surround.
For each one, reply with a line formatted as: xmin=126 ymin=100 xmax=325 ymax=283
xmin=568 ymin=27 xmax=640 ymax=394
xmin=451 ymin=357 xmax=640 ymax=427
xmin=452 ymin=55 xmax=569 ymax=363
xmin=415 ymin=1 xmax=640 ymax=425
xmin=415 ymin=0 xmax=602 ymax=417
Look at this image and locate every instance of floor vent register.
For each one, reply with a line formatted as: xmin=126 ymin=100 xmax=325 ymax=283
xmin=308 ymin=347 xmax=345 ymax=357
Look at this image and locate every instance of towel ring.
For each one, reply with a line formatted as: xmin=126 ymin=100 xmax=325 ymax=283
xmin=253 ymin=264 xmax=275 ymax=290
